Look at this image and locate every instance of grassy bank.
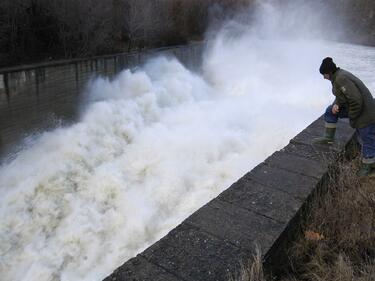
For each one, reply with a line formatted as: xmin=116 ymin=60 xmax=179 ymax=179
xmin=233 ymin=155 xmax=375 ymax=281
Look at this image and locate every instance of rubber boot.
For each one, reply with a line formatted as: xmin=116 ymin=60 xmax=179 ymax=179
xmin=357 ymin=161 xmax=375 ymax=177
xmin=313 ymin=126 xmax=336 ymax=144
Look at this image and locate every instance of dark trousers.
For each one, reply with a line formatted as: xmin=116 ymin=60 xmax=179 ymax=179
xmin=324 ymin=105 xmax=375 ymax=160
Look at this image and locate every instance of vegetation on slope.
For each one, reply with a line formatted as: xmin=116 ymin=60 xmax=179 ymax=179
xmin=0 ymin=0 xmax=251 ymax=67
xmin=233 ymin=155 xmax=375 ymax=281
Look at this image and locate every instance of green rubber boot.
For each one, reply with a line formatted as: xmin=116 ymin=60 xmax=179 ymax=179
xmin=313 ymin=126 xmax=336 ymax=144
xmin=357 ymin=161 xmax=375 ymax=177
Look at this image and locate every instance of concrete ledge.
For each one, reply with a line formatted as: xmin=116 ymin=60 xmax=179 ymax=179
xmin=0 ymin=43 xmax=203 ymax=74
xmin=104 ymin=117 xmax=355 ymax=281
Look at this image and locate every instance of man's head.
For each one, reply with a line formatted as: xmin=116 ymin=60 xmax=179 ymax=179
xmin=319 ymin=57 xmax=338 ymax=80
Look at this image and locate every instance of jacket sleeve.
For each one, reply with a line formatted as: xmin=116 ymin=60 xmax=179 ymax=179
xmin=333 ymin=96 xmax=346 ymax=108
xmin=336 ymin=77 xmax=363 ymax=120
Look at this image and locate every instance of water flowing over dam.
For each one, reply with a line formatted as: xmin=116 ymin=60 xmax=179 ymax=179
xmin=0 ymin=44 xmax=203 ymax=160
xmin=2 ymin=3 xmax=375 ymax=281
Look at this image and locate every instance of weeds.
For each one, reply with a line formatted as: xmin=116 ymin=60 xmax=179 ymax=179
xmin=233 ymin=156 xmax=375 ymax=281
xmin=230 ymin=248 xmax=266 ymax=281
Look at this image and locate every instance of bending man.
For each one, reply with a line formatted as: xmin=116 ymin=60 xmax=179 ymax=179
xmin=315 ymin=57 xmax=375 ymax=176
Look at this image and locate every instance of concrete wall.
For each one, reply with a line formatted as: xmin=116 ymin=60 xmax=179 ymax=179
xmin=0 ymin=43 xmax=204 ymax=160
xmin=104 ymin=117 xmax=355 ymax=281
xmin=0 ymin=40 xmax=357 ymax=280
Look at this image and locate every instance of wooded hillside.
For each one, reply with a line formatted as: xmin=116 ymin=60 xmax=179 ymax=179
xmin=0 ymin=0 xmax=250 ymax=67
xmin=1 ymin=0 xmax=375 ymax=68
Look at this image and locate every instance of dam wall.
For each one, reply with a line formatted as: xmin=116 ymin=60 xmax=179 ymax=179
xmin=0 ymin=41 xmax=358 ymax=280
xmin=104 ymin=117 xmax=355 ymax=281
xmin=0 ymin=43 xmax=204 ymax=159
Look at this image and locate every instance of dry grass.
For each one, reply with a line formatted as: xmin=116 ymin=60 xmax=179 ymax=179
xmin=233 ymin=156 xmax=375 ymax=281
xmin=230 ymin=248 xmax=266 ymax=281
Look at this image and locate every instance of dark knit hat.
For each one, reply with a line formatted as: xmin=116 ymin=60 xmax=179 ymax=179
xmin=319 ymin=57 xmax=338 ymax=74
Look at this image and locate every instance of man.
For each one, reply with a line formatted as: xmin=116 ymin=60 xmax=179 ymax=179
xmin=314 ymin=57 xmax=375 ymax=176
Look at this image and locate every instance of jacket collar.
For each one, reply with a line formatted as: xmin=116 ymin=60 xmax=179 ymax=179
xmin=331 ymin=68 xmax=341 ymax=84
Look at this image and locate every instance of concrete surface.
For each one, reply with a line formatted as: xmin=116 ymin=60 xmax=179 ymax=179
xmin=104 ymin=117 xmax=355 ymax=281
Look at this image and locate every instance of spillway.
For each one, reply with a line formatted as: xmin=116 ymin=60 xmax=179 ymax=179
xmin=1 ymin=25 xmax=375 ymax=281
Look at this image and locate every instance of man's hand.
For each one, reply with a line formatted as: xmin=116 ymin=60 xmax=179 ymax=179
xmin=332 ymin=104 xmax=340 ymax=114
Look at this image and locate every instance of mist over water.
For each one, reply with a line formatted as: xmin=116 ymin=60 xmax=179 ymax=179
xmin=1 ymin=2 xmax=375 ymax=281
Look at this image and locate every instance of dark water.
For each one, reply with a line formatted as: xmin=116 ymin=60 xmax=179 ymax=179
xmin=0 ymin=43 xmax=204 ymax=161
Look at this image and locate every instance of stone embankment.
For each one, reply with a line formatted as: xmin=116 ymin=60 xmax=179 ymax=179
xmin=104 ymin=117 xmax=355 ymax=281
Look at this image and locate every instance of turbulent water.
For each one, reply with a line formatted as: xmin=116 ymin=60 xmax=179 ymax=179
xmin=2 ymin=6 xmax=375 ymax=281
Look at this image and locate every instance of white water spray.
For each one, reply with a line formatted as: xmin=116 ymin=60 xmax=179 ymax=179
xmin=1 ymin=2 xmax=375 ymax=281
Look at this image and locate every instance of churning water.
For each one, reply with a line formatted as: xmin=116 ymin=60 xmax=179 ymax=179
xmin=2 ymin=6 xmax=375 ymax=281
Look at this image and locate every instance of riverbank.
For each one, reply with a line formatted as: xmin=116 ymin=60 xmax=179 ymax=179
xmin=234 ymin=152 xmax=375 ymax=281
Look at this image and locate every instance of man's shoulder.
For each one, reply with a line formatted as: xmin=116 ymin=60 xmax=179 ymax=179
xmin=334 ymin=69 xmax=355 ymax=85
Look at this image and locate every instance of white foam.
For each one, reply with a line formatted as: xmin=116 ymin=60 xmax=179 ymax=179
xmin=2 ymin=2 xmax=375 ymax=281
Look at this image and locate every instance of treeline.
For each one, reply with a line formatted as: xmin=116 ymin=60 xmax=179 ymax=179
xmin=333 ymin=0 xmax=375 ymax=45
xmin=0 ymin=0 xmax=251 ymax=67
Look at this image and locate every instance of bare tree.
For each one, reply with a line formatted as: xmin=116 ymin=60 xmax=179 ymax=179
xmin=120 ymin=0 xmax=163 ymax=51
xmin=0 ymin=0 xmax=257 ymax=66
xmin=45 ymin=0 xmax=113 ymax=58
xmin=0 ymin=0 xmax=31 ymax=62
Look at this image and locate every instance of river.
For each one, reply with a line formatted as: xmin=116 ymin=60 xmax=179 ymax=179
xmin=1 ymin=8 xmax=375 ymax=281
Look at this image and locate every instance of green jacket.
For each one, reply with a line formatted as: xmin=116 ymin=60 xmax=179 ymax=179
xmin=332 ymin=68 xmax=375 ymax=128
